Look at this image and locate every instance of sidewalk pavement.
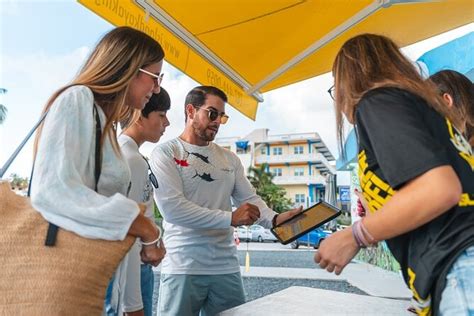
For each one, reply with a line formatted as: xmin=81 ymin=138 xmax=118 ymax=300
xmin=240 ymin=260 xmax=411 ymax=299
xmin=220 ymin=286 xmax=411 ymax=316
xmin=237 ymin=242 xmax=412 ymax=299
xmin=156 ymin=242 xmax=413 ymax=314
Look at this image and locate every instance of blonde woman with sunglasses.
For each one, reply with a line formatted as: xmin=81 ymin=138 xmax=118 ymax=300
xmin=30 ymin=26 xmax=166 ymax=312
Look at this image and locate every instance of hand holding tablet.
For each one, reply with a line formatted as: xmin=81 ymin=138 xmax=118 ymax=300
xmin=271 ymin=201 xmax=341 ymax=244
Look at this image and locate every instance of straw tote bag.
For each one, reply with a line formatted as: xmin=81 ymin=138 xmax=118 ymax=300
xmin=0 ymin=105 xmax=134 ymax=315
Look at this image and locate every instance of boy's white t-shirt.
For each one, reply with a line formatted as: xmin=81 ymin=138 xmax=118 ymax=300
xmin=117 ymin=134 xmax=156 ymax=312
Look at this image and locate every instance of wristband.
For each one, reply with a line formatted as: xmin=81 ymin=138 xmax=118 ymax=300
xmin=360 ymin=219 xmax=376 ymax=244
xmin=141 ymin=225 xmax=163 ymax=246
xmin=352 ymin=220 xmax=377 ymax=248
xmin=351 ymin=221 xmax=366 ymax=248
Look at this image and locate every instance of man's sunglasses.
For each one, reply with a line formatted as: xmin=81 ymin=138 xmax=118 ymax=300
xmin=195 ymin=106 xmax=229 ymax=124
xmin=142 ymin=156 xmax=159 ymax=189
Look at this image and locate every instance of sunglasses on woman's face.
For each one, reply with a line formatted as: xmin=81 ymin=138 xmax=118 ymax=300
xmin=138 ymin=68 xmax=164 ymax=88
xmin=195 ymin=106 xmax=229 ymax=124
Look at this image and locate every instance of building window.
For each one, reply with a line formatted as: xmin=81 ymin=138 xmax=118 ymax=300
xmin=294 ymin=146 xmax=304 ymax=154
xmin=294 ymin=168 xmax=304 ymax=176
xmin=272 ymin=168 xmax=282 ymax=177
xmin=295 ymin=194 xmax=305 ymax=204
xmin=260 ymin=147 xmax=267 ymax=155
xmin=272 ymin=147 xmax=282 ymax=155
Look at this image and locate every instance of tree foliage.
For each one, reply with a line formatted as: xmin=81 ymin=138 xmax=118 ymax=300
xmin=9 ymin=173 xmax=29 ymax=190
xmin=247 ymin=163 xmax=293 ymax=213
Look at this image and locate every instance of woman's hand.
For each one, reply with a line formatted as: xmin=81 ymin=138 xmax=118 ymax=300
xmin=314 ymin=227 xmax=360 ymax=275
xmin=141 ymin=240 xmax=166 ymax=266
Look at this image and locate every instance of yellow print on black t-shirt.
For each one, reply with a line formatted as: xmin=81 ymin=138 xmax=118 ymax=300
xmin=445 ymin=119 xmax=474 ymax=207
xmin=358 ymin=150 xmax=395 ymax=213
xmin=446 ymin=119 xmax=474 ymax=171
xmin=359 ymin=150 xmax=432 ymax=314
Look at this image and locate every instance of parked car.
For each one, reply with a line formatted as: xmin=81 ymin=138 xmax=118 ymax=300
xmin=233 ymin=228 xmax=240 ymax=245
xmin=236 ymin=226 xmax=252 ymax=242
xmin=249 ymin=225 xmax=278 ymax=242
xmin=290 ymin=228 xmax=330 ymax=249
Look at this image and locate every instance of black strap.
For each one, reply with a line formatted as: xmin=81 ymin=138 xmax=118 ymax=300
xmin=93 ymin=105 xmax=102 ymax=192
xmin=45 ymin=105 xmax=102 ymax=246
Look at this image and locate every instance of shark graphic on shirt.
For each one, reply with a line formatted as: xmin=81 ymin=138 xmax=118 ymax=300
xmin=184 ymin=149 xmax=212 ymax=165
xmin=192 ymin=171 xmax=215 ymax=182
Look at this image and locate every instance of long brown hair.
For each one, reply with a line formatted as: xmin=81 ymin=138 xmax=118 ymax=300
xmin=34 ymin=26 xmax=165 ymax=156
xmin=429 ymin=69 xmax=474 ymax=134
xmin=332 ymin=33 xmax=456 ymax=154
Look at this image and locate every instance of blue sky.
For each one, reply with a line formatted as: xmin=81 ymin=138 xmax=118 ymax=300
xmin=0 ymin=0 xmax=472 ymax=179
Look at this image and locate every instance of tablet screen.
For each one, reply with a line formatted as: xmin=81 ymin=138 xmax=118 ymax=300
xmin=272 ymin=202 xmax=340 ymax=244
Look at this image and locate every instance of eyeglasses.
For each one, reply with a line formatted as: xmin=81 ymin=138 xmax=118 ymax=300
xmin=327 ymin=85 xmax=335 ymax=101
xmin=142 ymin=156 xmax=159 ymax=189
xmin=195 ymin=106 xmax=229 ymax=124
xmin=139 ymin=68 xmax=164 ymax=87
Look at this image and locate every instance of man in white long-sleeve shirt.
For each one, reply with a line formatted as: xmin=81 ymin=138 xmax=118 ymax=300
xmin=150 ymin=86 xmax=301 ymax=316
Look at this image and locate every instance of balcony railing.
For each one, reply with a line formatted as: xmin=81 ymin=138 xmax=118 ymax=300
xmin=273 ymin=175 xmax=326 ymax=185
xmin=266 ymin=132 xmax=319 ymax=142
xmin=255 ymin=153 xmax=335 ymax=173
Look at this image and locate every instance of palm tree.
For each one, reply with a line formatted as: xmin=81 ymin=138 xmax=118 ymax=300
xmin=247 ymin=163 xmax=293 ymax=213
xmin=0 ymin=88 xmax=7 ymax=125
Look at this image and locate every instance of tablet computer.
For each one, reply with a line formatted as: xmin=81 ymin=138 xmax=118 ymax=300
xmin=271 ymin=201 xmax=341 ymax=245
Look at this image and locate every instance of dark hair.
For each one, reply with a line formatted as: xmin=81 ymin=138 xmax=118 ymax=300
xmin=429 ymin=70 xmax=474 ymax=133
xmin=467 ymin=124 xmax=474 ymax=146
xmin=142 ymin=87 xmax=171 ymax=118
xmin=184 ymin=86 xmax=227 ymax=122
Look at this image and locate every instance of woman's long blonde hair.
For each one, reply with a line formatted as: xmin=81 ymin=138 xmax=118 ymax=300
xmin=34 ymin=26 xmax=164 ymax=156
xmin=332 ymin=33 xmax=456 ymax=154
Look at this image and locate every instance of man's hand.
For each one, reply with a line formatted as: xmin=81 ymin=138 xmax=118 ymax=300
xmin=231 ymin=203 xmax=260 ymax=226
xmin=274 ymin=205 xmax=303 ymax=226
xmin=141 ymin=239 xmax=166 ymax=267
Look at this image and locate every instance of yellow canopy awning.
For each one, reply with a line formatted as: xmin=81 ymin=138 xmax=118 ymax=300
xmin=78 ymin=0 xmax=473 ymax=119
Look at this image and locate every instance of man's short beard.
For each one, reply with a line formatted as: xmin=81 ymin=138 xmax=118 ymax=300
xmin=192 ymin=121 xmax=215 ymax=142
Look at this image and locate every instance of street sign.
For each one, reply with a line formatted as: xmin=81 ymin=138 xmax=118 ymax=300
xmin=339 ymin=187 xmax=351 ymax=202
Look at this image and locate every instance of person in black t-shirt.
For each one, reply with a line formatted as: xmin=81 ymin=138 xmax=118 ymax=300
xmin=314 ymin=34 xmax=474 ymax=316
xmin=429 ymin=70 xmax=474 ymax=148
